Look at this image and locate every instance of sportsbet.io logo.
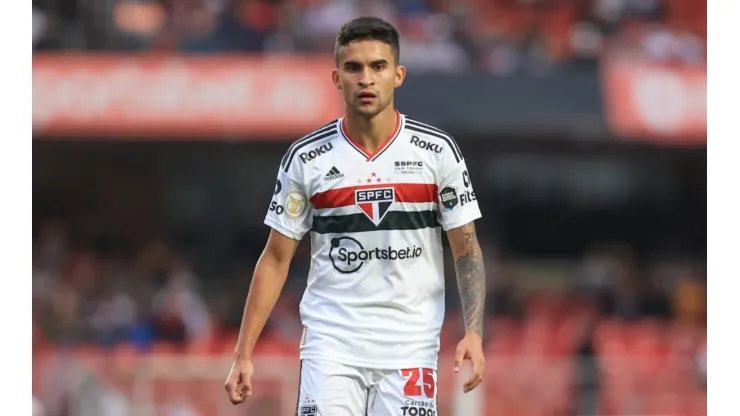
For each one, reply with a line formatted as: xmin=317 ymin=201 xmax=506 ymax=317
xmin=329 ymin=236 xmax=423 ymax=274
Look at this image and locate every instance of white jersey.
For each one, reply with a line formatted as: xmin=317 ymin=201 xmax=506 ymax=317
xmin=264 ymin=111 xmax=481 ymax=369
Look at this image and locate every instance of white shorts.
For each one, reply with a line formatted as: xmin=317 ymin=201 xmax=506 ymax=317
xmin=296 ymin=358 xmax=438 ymax=416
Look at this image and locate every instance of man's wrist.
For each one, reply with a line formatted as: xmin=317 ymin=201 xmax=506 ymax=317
xmin=464 ymin=330 xmax=483 ymax=341
xmin=234 ymin=346 xmax=253 ymax=361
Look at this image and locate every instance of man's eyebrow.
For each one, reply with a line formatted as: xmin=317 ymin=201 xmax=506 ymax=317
xmin=343 ymin=59 xmax=390 ymax=66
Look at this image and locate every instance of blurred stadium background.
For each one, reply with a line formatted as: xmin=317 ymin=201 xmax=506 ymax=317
xmin=32 ymin=0 xmax=706 ymax=415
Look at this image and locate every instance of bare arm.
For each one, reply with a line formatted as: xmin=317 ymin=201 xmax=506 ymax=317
xmin=234 ymin=229 xmax=300 ymax=359
xmin=446 ymin=222 xmax=486 ymax=337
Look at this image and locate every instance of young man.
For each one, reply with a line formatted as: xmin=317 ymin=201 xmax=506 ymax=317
xmin=224 ymin=16 xmax=486 ymax=416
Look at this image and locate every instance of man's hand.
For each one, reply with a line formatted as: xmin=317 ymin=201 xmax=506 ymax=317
xmin=224 ymin=229 xmax=299 ymax=405
xmin=224 ymin=357 xmax=254 ymax=405
xmin=453 ymin=332 xmax=485 ymax=393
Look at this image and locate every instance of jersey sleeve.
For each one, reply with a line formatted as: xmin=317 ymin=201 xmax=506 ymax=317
xmin=436 ymin=150 xmax=482 ymax=231
xmin=263 ymin=162 xmax=313 ymax=240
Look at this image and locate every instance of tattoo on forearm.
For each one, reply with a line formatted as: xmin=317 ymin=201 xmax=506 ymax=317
xmin=454 ymin=223 xmax=486 ymax=337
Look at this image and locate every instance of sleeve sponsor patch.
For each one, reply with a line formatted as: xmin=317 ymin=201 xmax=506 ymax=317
xmin=439 ymin=186 xmax=458 ymax=211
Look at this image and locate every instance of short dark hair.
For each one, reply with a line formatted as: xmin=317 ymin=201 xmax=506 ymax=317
xmin=334 ymin=17 xmax=400 ymax=65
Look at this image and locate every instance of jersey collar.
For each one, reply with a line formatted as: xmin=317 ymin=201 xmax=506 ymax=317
xmin=340 ymin=110 xmax=403 ymax=162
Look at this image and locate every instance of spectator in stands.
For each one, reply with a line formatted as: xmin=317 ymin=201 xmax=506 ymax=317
xmin=484 ymin=247 xmax=524 ymax=320
xmin=151 ymin=258 xmax=212 ymax=344
xmin=263 ymin=0 xmax=305 ymax=52
xmin=673 ymin=263 xmax=706 ymax=325
xmin=88 ymin=282 xmax=138 ymax=346
xmin=400 ymin=13 xmax=471 ymax=73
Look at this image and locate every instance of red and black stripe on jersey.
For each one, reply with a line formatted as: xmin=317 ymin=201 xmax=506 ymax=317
xmin=310 ymin=183 xmax=440 ymax=234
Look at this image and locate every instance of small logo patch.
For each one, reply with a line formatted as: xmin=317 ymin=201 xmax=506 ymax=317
xmin=439 ymin=186 xmax=458 ymax=211
xmin=324 ymin=166 xmax=344 ymax=181
xmin=285 ymin=190 xmax=307 ymax=218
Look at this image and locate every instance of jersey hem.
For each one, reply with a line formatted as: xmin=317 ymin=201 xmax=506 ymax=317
xmin=299 ymin=352 xmax=439 ymax=371
xmin=440 ymin=212 xmax=482 ymax=231
xmin=264 ymin=218 xmax=305 ymax=240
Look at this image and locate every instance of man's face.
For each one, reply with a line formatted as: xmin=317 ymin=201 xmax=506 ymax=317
xmin=332 ymin=40 xmax=405 ymax=118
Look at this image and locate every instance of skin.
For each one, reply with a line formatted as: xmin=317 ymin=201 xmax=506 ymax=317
xmin=224 ymin=39 xmax=486 ymax=406
xmin=331 ymin=40 xmax=406 ymax=154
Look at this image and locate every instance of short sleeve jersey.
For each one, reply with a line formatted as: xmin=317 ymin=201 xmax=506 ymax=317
xmin=265 ymin=111 xmax=481 ymax=369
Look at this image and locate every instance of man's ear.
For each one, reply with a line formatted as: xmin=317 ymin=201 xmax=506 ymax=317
xmin=332 ymin=68 xmax=342 ymax=90
xmin=394 ymin=64 xmax=406 ymax=88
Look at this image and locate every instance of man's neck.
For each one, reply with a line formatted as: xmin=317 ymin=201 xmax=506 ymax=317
xmin=343 ymin=107 xmax=398 ymax=155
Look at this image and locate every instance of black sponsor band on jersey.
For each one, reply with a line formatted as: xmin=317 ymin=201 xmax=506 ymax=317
xmin=311 ymin=210 xmax=439 ymax=234
xmin=281 ymin=122 xmax=337 ymax=172
xmin=404 ymin=121 xmax=462 ymax=163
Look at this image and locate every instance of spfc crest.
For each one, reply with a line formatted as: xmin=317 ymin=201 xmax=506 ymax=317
xmin=355 ymin=187 xmax=395 ymax=226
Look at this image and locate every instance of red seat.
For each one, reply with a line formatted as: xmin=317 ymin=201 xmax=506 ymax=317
xmin=551 ymin=317 xmax=582 ymax=355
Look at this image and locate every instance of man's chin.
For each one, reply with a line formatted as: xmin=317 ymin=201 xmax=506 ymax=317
xmin=353 ymin=105 xmax=380 ymax=118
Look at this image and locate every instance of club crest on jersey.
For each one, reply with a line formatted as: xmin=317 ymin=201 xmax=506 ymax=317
xmin=355 ymin=187 xmax=395 ymax=226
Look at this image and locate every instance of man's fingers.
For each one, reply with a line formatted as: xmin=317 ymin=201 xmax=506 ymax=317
xmin=463 ymin=357 xmax=485 ymax=393
xmin=463 ymin=373 xmax=483 ymax=393
xmin=241 ymin=372 xmax=253 ymax=398
xmin=225 ymin=372 xmax=252 ymax=405
xmin=472 ymin=356 xmax=485 ymax=379
xmin=225 ymin=381 xmax=244 ymax=404
xmin=453 ymin=347 xmax=465 ymax=372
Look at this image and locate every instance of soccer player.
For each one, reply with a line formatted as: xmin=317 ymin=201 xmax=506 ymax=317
xmin=224 ymin=16 xmax=486 ymax=416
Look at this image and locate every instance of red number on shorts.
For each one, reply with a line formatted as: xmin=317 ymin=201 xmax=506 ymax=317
xmin=401 ymin=369 xmax=422 ymax=396
xmin=422 ymin=368 xmax=435 ymax=398
xmin=401 ymin=368 xmax=436 ymax=398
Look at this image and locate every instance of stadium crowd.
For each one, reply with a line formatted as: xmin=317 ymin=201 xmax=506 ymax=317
xmin=33 ymin=0 xmax=705 ymax=73
xmin=32 ymin=217 xmax=705 ymax=352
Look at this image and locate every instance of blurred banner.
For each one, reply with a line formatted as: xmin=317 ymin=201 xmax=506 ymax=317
xmin=33 ymin=54 xmax=607 ymax=140
xmin=34 ymin=54 xmax=706 ymax=144
xmin=33 ymin=54 xmax=343 ymax=138
xmin=602 ymin=57 xmax=706 ymax=143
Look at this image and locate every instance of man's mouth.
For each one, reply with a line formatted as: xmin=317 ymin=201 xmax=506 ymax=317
xmin=357 ymin=91 xmax=377 ymax=103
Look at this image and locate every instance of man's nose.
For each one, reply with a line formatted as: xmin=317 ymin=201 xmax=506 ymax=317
xmin=358 ymin=68 xmax=374 ymax=87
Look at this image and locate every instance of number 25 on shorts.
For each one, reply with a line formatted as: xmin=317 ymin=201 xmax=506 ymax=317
xmin=401 ymin=368 xmax=436 ymax=399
